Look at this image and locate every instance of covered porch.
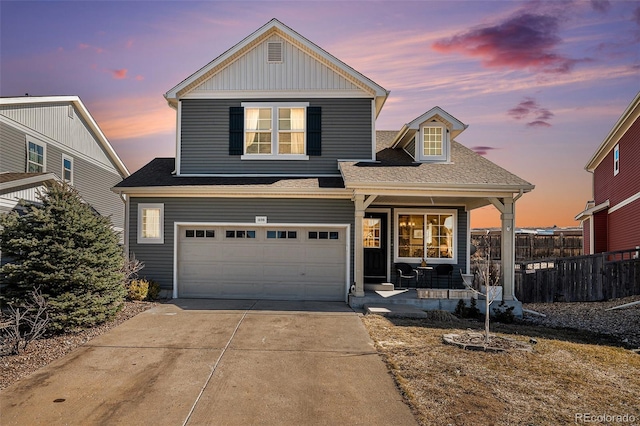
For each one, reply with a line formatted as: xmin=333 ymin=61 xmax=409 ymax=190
xmin=348 ymin=190 xmax=527 ymax=311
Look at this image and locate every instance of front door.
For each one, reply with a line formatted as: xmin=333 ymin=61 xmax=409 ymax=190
xmin=363 ymin=213 xmax=387 ymax=283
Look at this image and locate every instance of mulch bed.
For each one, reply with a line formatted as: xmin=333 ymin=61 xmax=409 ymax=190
xmin=1 ymin=300 xmax=156 ymax=390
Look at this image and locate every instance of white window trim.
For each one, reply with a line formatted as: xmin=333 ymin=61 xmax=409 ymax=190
xmin=417 ymin=123 xmax=449 ymax=162
xmin=241 ymin=102 xmax=309 ymax=160
xmin=613 ymin=144 xmax=619 ymax=176
xmin=62 ymin=154 xmax=74 ymax=184
xmin=137 ymin=203 xmax=164 ymax=244
xmin=394 ymin=209 xmax=458 ymax=264
xmin=26 ymin=137 xmax=46 ymax=173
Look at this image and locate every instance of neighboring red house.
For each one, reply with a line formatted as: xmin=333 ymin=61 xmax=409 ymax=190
xmin=576 ymin=92 xmax=640 ymax=254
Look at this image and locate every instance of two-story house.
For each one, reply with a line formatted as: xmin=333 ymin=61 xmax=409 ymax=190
xmin=575 ymin=92 xmax=640 ymax=254
xmin=113 ymin=19 xmax=533 ymax=307
xmin=0 ymin=96 xmax=129 ymax=234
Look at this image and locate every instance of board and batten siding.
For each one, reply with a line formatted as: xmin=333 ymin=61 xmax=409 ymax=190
xmin=1 ymin=102 xmax=115 ymax=168
xmin=192 ymin=34 xmax=363 ymax=93
xmin=128 ymin=197 xmax=356 ymax=291
xmin=179 ymin=98 xmax=372 ymax=175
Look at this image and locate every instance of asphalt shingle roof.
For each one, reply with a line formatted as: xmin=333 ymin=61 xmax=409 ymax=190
xmin=338 ymin=131 xmax=533 ymax=189
xmin=116 ymin=132 xmax=532 ymax=192
xmin=114 ymin=158 xmax=345 ymax=189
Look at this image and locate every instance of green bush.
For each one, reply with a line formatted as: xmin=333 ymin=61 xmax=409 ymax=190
xmin=0 ymin=183 xmax=125 ymax=332
xmin=127 ymin=280 xmax=149 ymax=301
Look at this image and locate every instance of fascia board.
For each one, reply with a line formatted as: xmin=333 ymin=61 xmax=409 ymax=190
xmin=111 ymin=186 xmax=351 ymax=198
xmin=0 ymin=173 xmax=60 ymax=192
xmin=71 ymin=98 xmax=130 ymax=178
xmin=181 ymin=90 xmax=371 ymax=99
xmin=585 ymin=91 xmax=640 ymax=172
xmin=406 ymin=106 xmax=468 ymax=132
xmin=574 ymin=200 xmax=610 ymax=221
xmin=0 ymin=96 xmax=130 ymax=178
xmin=348 ymin=182 xmax=534 ymax=194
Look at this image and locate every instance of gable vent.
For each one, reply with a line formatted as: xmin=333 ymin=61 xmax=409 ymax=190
xmin=267 ymin=42 xmax=283 ymax=63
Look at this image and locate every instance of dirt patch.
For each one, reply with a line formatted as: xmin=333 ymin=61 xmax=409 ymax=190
xmin=362 ymin=297 xmax=640 ymax=426
xmin=1 ymin=300 xmax=156 ymax=390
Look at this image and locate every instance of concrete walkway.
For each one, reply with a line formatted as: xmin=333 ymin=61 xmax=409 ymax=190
xmin=1 ymin=299 xmax=417 ymax=425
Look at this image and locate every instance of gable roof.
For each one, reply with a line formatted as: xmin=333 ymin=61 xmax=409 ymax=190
xmin=338 ymin=131 xmax=534 ymax=192
xmin=0 ymin=96 xmax=130 ymax=178
xmin=391 ymin=106 xmax=468 ymax=149
xmin=164 ymin=18 xmax=389 ymax=116
xmin=585 ymin=91 xmax=640 ymax=172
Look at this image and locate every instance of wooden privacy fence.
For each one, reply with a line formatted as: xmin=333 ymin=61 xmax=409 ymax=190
xmin=472 ymin=229 xmax=583 ymax=261
xmin=515 ymin=248 xmax=640 ymax=303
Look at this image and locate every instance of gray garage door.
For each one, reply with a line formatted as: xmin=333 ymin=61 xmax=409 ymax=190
xmin=177 ymin=225 xmax=347 ymax=301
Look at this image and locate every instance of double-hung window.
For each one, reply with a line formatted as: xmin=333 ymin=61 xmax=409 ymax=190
xmin=242 ymin=102 xmax=308 ymax=159
xmin=27 ymin=139 xmax=46 ymax=172
xmin=614 ymin=144 xmax=619 ymax=176
xmin=137 ymin=203 xmax=164 ymax=244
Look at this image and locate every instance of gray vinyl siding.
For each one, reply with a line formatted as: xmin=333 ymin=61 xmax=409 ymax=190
xmin=0 ymin=121 xmax=27 ymax=171
xmin=46 ymin=145 xmax=125 ymax=230
xmin=0 ymin=123 xmax=124 ymax=230
xmin=129 ymin=197 xmax=355 ymax=291
xmin=179 ymin=98 xmax=372 ymax=175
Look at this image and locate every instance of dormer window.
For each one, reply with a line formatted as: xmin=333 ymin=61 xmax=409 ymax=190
xmin=419 ymin=122 xmax=448 ymax=162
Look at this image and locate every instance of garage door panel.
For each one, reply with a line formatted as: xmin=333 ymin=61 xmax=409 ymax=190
xmin=178 ymin=226 xmax=347 ymax=301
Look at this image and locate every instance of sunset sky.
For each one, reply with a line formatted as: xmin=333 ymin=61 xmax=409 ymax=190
xmin=1 ymin=1 xmax=639 ymax=228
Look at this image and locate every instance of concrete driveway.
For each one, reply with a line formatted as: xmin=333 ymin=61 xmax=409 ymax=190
xmin=1 ymin=299 xmax=417 ymax=425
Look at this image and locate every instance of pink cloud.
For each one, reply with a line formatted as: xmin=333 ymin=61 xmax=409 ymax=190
xmin=527 ymin=120 xmax=552 ymax=128
xmin=508 ymin=97 xmax=554 ymax=127
xmin=432 ymin=13 xmax=583 ymax=74
xmin=111 ymin=69 xmax=128 ymax=79
xmin=470 ymin=146 xmax=499 ymax=156
xmin=125 ymin=39 xmax=134 ymax=49
xmin=135 ymin=75 xmax=144 ymax=81
xmin=78 ymin=43 xmax=104 ymax=54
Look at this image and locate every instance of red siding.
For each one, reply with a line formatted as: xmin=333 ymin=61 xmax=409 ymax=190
xmin=608 ymin=201 xmax=640 ymax=252
xmin=592 ymin=115 xmax=639 ymax=253
xmin=593 ymin=118 xmax=640 ymax=207
xmin=593 ymin=211 xmax=608 ymax=253
xmin=583 ymin=218 xmax=591 ymax=254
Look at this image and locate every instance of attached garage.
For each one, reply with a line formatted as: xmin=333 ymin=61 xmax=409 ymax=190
xmin=176 ymin=224 xmax=349 ymax=301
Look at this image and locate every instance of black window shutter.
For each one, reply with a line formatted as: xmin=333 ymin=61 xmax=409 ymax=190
xmin=307 ymin=106 xmax=321 ymax=156
xmin=229 ymin=107 xmax=244 ymax=155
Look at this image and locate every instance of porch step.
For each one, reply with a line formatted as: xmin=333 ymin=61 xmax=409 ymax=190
xmin=364 ymin=303 xmax=428 ymax=319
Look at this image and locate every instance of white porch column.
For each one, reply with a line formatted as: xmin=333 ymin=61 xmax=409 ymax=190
xmin=500 ymin=198 xmax=515 ymax=301
xmin=489 ymin=197 xmax=516 ymax=301
xmin=353 ymin=194 xmax=366 ymax=297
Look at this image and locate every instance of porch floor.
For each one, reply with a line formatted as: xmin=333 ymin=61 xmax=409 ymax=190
xmin=349 ymin=288 xmax=523 ymax=318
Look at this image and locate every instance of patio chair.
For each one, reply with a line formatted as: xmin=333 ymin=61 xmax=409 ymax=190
xmin=395 ymin=262 xmax=417 ymax=288
xmin=433 ymin=264 xmax=453 ymax=288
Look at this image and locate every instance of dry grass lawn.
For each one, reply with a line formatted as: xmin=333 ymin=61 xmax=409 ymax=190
xmin=362 ymin=315 xmax=640 ymax=426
